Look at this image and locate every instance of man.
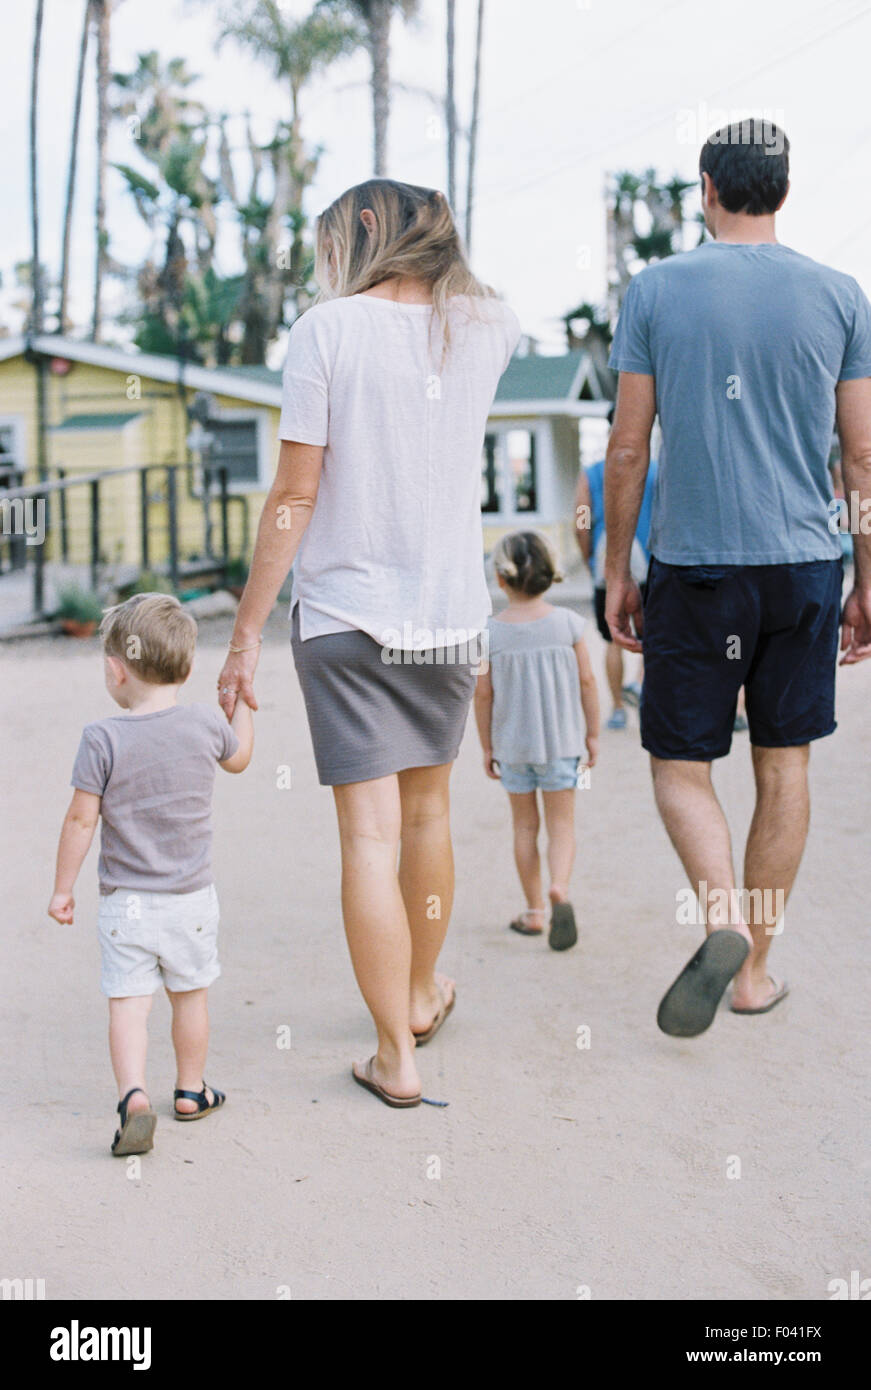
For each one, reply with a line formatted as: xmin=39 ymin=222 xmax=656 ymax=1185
xmin=605 ymin=119 xmax=871 ymax=1037
xmin=574 ymin=406 xmax=657 ymax=729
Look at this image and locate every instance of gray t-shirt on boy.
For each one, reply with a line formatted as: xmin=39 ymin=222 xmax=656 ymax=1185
xmin=487 ymin=606 xmax=586 ymax=765
xmin=609 ymin=241 xmax=871 ymax=566
xmin=71 ymin=704 xmax=239 ymax=894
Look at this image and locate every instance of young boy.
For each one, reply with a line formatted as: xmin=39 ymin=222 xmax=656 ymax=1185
xmin=48 ymin=593 xmax=254 ymax=1156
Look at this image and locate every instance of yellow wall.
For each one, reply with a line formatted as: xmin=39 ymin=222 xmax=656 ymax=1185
xmin=0 ymin=356 xmax=272 ymax=576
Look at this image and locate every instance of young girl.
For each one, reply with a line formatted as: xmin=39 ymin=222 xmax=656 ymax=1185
xmin=474 ymin=531 xmax=600 ymax=951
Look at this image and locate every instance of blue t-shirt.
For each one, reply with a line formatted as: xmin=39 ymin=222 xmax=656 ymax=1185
xmin=587 ymin=456 xmax=658 ymax=585
xmin=609 ymin=242 xmax=871 ymax=565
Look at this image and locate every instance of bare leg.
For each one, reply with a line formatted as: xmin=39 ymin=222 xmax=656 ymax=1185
xmin=541 ymin=788 xmax=576 ymax=903
xmin=108 ymin=995 xmax=153 ymax=1114
xmin=651 ymin=757 xmax=752 ymax=946
xmin=333 ymin=775 xmax=420 ymax=1099
xmin=605 ymin=643 xmax=625 ymax=711
xmin=167 ymin=987 xmax=212 ymax=1114
xmin=397 ymin=763 xmax=457 ymax=1035
xmin=731 ymin=744 xmax=810 ymax=1009
xmin=508 ymin=791 xmax=545 ymax=920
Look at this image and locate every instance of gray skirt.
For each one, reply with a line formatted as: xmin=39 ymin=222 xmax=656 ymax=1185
xmin=290 ymin=607 xmax=477 ymax=785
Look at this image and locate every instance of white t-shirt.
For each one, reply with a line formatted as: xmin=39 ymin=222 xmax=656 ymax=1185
xmin=278 ymin=292 xmax=521 ymax=648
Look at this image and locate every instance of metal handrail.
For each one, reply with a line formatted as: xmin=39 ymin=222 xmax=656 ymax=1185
xmin=1 ymin=460 xmax=246 ymax=618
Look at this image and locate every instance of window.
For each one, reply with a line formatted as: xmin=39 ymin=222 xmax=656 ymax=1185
xmin=481 ymin=433 xmax=500 ymax=512
xmin=206 ymin=418 xmax=260 ymax=485
xmin=507 ymin=428 xmax=537 ymax=512
xmin=481 ymin=426 xmax=539 ymax=517
xmin=0 ymin=419 xmax=24 ymax=487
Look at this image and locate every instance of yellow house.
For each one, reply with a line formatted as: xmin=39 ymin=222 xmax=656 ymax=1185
xmin=0 ymin=334 xmax=607 ymax=611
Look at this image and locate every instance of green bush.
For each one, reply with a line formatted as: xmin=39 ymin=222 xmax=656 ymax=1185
xmin=55 ymin=585 xmax=104 ymax=624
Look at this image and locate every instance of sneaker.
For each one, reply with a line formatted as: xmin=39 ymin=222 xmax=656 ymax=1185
xmin=607 ymin=707 xmax=627 ymax=730
xmin=733 ymin=713 xmax=749 ymax=732
xmin=622 ymin=682 xmax=642 ymax=708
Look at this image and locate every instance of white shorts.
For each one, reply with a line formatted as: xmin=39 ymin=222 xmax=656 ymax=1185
xmin=97 ymin=884 xmax=220 ymax=998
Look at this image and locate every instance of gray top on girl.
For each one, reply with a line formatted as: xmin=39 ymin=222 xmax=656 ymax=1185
xmin=487 ymin=607 xmax=588 ymax=764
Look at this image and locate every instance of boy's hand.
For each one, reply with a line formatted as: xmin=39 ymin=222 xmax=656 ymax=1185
xmin=49 ymin=891 xmax=75 ymax=925
xmin=483 ymin=751 xmax=500 ymax=780
xmin=584 ymin=736 xmax=599 ymax=769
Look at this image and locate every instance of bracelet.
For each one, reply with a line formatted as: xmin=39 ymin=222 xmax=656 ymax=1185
xmin=228 ymin=637 xmax=263 ymax=653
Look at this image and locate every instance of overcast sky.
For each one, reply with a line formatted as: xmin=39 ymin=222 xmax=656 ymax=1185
xmin=4 ymin=0 xmax=871 ymax=357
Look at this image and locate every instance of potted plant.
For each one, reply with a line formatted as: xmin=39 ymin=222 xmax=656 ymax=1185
xmin=55 ymin=585 xmax=104 ymax=638
xmin=225 ymin=556 xmax=249 ymax=600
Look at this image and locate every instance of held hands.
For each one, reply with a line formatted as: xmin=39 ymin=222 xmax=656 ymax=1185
xmin=840 ymin=587 xmax=871 ymax=664
xmin=217 ymin=641 xmax=261 ymax=720
xmin=49 ymin=891 xmax=75 ymax=925
xmin=605 ymin=576 xmax=644 ymax=653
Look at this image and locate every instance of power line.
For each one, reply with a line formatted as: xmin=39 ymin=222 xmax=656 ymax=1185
xmin=473 ymin=0 xmax=871 ymax=208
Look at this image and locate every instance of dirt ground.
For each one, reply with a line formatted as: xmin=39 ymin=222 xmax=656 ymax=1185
xmin=2 ymin=606 xmax=869 ymax=1301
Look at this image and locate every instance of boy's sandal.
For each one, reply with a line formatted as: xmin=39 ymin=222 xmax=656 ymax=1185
xmin=509 ymin=909 xmax=546 ymax=936
xmin=412 ymin=982 xmax=456 ymax=1046
xmin=173 ymin=1081 xmax=226 ymax=1122
xmin=111 ymin=1087 xmax=157 ymax=1157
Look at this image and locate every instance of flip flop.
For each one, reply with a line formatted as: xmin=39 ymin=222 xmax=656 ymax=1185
xmin=730 ymin=978 xmax=789 ymax=1015
xmin=510 ymin=910 xmax=545 ymax=936
xmin=173 ymin=1081 xmax=226 ymax=1121
xmin=412 ymin=982 xmax=456 ymax=1046
xmin=111 ymin=1087 xmax=157 ymax=1156
xmin=548 ymin=902 xmax=577 ymax=952
xmin=352 ymin=1059 xmax=422 ymax=1109
xmin=657 ymin=929 xmax=750 ymax=1037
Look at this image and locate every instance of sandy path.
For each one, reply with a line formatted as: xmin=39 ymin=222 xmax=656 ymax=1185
xmin=2 ymin=609 xmax=869 ymax=1301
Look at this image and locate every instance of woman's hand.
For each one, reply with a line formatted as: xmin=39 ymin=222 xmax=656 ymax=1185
xmin=217 ymin=642 xmax=260 ymax=720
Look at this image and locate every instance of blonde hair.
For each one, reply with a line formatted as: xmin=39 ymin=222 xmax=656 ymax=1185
xmin=100 ymin=593 xmax=197 ymax=685
xmin=313 ymin=178 xmax=494 ymax=354
xmin=492 ymin=531 xmax=563 ymax=597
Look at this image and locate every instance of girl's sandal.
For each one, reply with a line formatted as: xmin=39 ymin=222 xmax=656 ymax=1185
xmin=111 ymin=1087 xmax=157 ymax=1157
xmin=173 ymin=1081 xmax=226 ymax=1122
xmin=509 ymin=909 xmax=546 ymax=936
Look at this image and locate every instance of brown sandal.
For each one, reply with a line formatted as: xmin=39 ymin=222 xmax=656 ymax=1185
xmin=412 ymin=982 xmax=456 ymax=1046
xmin=352 ymin=1058 xmax=421 ymax=1108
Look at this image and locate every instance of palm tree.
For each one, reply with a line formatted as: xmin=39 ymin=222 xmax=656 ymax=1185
xmin=211 ymin=1 xmax=359 ymax=309
xmin=58 ymin=0 xmax=92 ymax=335
xmin=320 ymin=0 xmax=420 ymax=176
xmin=91 ymin=0 xmax=112 ymax=341
xmin=29 ymin=0 xmax=48 ymax=491
xmin=29 ymin=0 xmax=45 ymax=336
xmin=465 ymin=0 xmax=484 ymax=252
xmin=445 ymin=0 xmax=456 ymax=209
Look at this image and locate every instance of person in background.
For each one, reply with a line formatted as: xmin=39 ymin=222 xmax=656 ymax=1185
xmin=474 ymin=531 xmax=600 ymax=951
xmin=575 ymin=405 xmax=657 ymax=728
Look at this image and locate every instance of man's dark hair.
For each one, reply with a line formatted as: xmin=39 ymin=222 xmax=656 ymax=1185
xmin=699 ymin=119 xmax=789 ymax=215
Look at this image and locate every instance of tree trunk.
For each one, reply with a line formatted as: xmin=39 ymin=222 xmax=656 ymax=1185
xmin=29 ymin=0 xmax=45 ymax=335
xmin=465 ymin=0 xmax=484 ymax=251
xmin=369 ymin=0 xmax=392 ymax=177
xmin=445 ymin=0 xmax=456 ymax=209
xmin=30 ymin=0 xmax=49 ymax=496
xmin=58 ymin=0 xmax=91 ymax=335
xmin=92 ymin=0 xmax=111 ymax=342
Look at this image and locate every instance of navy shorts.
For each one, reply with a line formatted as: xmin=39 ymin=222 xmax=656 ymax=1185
xmin=640 ymin=558 xmax=843 ymax=761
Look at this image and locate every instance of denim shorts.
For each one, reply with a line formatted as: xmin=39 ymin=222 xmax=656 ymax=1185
xmin=641 ymin=557 xmax=842 ymax=761
xmin=97 ymin=883 xmax=220 ymax=997
xmin=497 ymin=756 xmax=581 ymax=792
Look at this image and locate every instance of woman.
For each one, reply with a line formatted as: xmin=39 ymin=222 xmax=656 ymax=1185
xmin=217 ymin=179 xmax=520 ymax=1107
